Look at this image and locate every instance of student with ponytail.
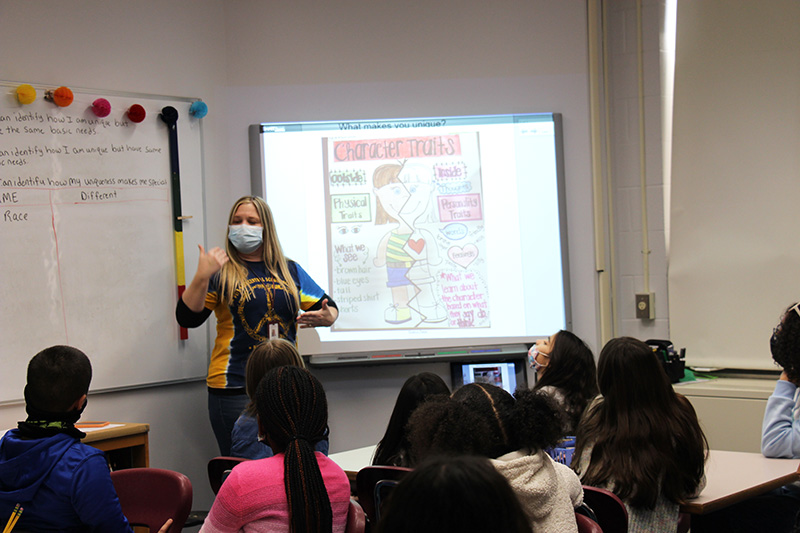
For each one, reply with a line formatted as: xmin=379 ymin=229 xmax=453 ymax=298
xmin=201 ymin=366 xmax=350 ymax=532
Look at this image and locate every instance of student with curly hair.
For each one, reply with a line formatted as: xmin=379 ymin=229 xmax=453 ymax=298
xmin=762 ymin=301 xmax=800 ymax=457
xmin=694 ymin=302 xmax=800 ymax=533
xmin=530 ymin=330 xmax=598 ymax=435
xmin=201 ymin=366 xmax=351 ymax=532
xmin=406 ymin=382 xmax=583 ymax=532
xmin=374 ymin=455 xmax=532 ymax=533
xmin=573 ymin=336 xmax=707 ymax=533
xmin=372 ymin=372 xmax=450 ymax=467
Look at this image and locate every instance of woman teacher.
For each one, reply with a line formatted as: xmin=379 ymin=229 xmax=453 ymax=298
xmin=176 ymin=195 xmax=338 ymax=454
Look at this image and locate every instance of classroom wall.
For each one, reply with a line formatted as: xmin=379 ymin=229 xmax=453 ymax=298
xmin=604 ymin=0 xmax=671 ymax=341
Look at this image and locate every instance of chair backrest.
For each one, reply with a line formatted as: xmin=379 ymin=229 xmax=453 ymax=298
xmin=355 ymin=465 xmax=412 ymax=525
xmin=373 ymin=479 xmax=400 ymax=523
xmin=346 ymin=498 xmax=367 ymax=533
xmin=207 ymin=456 xmax=250 ymax=495
xmin=111 ymin=467 xmax=193 ymax=532
xmin=575 ymin=512 xmax=604 ymax=533
xmin=581 ymin=486 xmax=628 ymax=533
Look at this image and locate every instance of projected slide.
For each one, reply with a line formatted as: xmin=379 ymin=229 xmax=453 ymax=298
xmin=324 ymin=131 xmax=489 ymax=331
xmin=253 ymin=113 xmax=568 ymax=355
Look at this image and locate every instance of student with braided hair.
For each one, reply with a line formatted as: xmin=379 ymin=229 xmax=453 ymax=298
xmin=201 ymin=366 xmax=351 ymax=533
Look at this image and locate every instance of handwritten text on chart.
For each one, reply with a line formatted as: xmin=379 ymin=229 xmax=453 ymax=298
xmin=333 ymin=135 xmax=463 ymax=162
xmin=438 ymin=194 xmax=482 ymax=222
xmin=332 ymin=242 xmax=371 ymax=266
xmin=328 ymin=169 xmax=366 ymax=187
xmin=439 ymin=270 xmax=490 ymax=327
xmin=331 ymin=262 xmax=379 ymax=314
xmin=330 ymin=194 xmax=372 ymax=223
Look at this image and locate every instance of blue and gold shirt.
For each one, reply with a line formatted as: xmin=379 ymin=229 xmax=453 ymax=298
xmin=202 ymin=261 xmax=330 ymax=389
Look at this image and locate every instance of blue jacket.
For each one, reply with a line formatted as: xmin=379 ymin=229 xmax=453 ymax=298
xmin=230 ymin=412 xmax=330 ymax=460
xmin=762 ymin=379 xmax=800 ymax=458
xmin=0 ymin=430 xmax=130 ymax=532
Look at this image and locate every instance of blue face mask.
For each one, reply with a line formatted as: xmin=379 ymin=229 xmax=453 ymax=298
xmin=228 ymin=224 xmax=263 ymax=254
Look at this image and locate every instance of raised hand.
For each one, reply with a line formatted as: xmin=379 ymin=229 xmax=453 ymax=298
xmin=195 ymin=244 xmax=229 ymax=279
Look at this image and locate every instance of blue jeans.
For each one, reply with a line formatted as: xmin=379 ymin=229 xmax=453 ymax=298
xmin=208 ymin=389 xmax=248 ymax=456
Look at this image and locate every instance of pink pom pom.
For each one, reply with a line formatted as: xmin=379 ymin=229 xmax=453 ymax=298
xmin=91 ymin=98 xmax=111 ymax=117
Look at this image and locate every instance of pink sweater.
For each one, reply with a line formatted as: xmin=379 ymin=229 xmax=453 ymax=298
xmin=201 ymin=452 xmax=351 ymax=533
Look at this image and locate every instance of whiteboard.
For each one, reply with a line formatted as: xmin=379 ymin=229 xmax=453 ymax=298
xmin=0 ymin=82 xmax=209 ymax=401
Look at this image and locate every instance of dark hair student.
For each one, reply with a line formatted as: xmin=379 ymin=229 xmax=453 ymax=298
xmin=406 ymin=383 xmax=583 ymax=532
xmin=530 ymin=329 xmax=598 ymax=435
xmin=372 ymin=372 xmax=450 ymax=467
xmin=202 ymin=366 xmax=351 ymax=532
xmin=374 ymin=455 xmax=532 ymax=533
xmin=770 ymin=301 xmax=800 ymax=382
xmin=0 ymin=346 xmax=172 ymax=532
xmin=573 ymin=336 xmax=707 ymax=532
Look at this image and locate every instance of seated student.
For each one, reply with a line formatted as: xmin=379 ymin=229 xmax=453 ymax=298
xmin=573 ymin=336 xmax=707 ymax=533
xmin=693 ymin=302 xmax=800 ymax=533
xmin=0 ymin=345 xmax=171 ymax=533
xmin=530 ymin=330 xmax=598 ymax=435
xmin=763 ymin=301 xmax=800 ymax=458
xmin=374 ymin=455 xmax=532 ymax=533
xmin=201 ymin=366 xmax=351 ymax=532
xmin=406 ymin=382 xmax=582 ymax=532
xmin=372 ymin=372 xmax=450 ymax=467
xmin=230 ymin=338 xmax=329 ymax=459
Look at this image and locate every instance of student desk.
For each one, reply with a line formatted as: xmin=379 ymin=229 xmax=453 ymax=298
xmin=331 ymin=445 xmax=800 ymax=516
xmin=330 ymin=444 xmax=377 ymax=482
xmin=81 ymin=422 xmax=150 ymax=469
xmin=681 ymin=450 xmax=800 ymax=514
xmin=330 ymin=444 xmax=378 ymax=495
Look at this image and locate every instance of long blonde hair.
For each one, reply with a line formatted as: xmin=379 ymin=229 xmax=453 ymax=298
xmin=217 ymin=196 xmax=299 ymax=311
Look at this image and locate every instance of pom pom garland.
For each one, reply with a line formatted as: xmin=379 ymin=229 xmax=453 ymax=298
xmin=45 ymin=86 xmax=74 ymax=107
xmin=91 ymin=98 xmax=111 ymax=117
xmin=16 ymin=84 xmax=36 ymax=105
xmin=189 ymin=100 xmax=208 ymax=119
xmin=127 ymin=104 xmax=146 ymax=123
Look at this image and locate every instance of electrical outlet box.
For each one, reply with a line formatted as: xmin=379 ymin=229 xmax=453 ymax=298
xmin=635 ymin=293 xmax=655 ymax=319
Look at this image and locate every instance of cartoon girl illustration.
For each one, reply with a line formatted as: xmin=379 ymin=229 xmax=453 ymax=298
xmin=373 ymin=161 xmax=447 ymax=325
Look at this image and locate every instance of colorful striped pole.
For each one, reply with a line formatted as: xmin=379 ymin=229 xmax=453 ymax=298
xmin=159 ymin=106 xmax=188 ymax=340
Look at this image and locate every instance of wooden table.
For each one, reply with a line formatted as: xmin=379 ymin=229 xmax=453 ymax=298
xmin=681 ymin=449 xmax=800 ymax=514
xmin=81 ymin=422 xmax=150 ymax=469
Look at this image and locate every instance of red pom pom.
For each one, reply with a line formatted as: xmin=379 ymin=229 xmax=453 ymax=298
xmin=127 ymin=104 xmax=146 ymax=123
xmin=91 ymin=98 xmax=111 ymax=117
